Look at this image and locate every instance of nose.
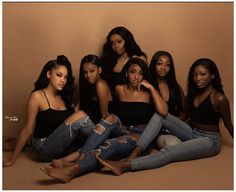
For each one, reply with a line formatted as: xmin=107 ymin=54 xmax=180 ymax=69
xmin=134 ymin=73 xmax=139 ymax=79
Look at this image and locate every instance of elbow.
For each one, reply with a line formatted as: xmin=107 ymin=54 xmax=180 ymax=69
xmin=158 ymin=106 xmax=168 ymax=117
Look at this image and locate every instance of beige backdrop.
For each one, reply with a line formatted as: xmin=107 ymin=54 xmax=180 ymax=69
xmin=3 ymin=2 xmax=233 ymax=137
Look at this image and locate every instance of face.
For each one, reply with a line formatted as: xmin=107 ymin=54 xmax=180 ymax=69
xmin=127 ymin=64 xmax=143 ymax=87
xmin=82 ymin=62 xmax=101 ymax=84
xmin=155 ymin=55 xmax=171 ymax=78
xmin=193 ymin=65 xmax=213 ymax=89
xmin=110 ymin=34 xmax=126 ymax=55
xmin=47 ymin=65 xmax=68 ymax=91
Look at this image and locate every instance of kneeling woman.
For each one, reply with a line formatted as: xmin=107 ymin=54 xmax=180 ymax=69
xmin=96 ymin=58 xmax=233 ymax=175
xmin=40 ymin=57 xmax=168 ymax=183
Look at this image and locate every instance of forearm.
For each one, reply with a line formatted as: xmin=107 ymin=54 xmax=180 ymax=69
xmin=150 ymin=87 xmax=168 ymax=116
xmin=10 ymin=129 xmax=31 ymax=163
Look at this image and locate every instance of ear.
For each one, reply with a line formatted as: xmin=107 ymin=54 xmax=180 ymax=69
xmin=98 ymin=67 xmax=102 ymax=74
xmin=211 ymin=74 xmax=215 ymax=80
xmin=125 ymin=72 xmax=128 ymax=77
xmin=47 ymin=71 xmax=51 ymax=79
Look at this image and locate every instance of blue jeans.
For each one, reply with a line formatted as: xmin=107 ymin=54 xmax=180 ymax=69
xmin=131 ymin=113 xmax=221 ymax=171
xmin=32 ymin=116 xmax=94 ymax=161
xmin=75 ymin=120 xmax=147 ymax=175
xmin=76 ymin=135 xmax=137 ymax=175
xmin=80 ymin=114 xmax=128 ymax=154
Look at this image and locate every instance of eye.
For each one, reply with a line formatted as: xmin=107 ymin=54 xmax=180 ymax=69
xmin=56 ymin=73 xmax=63 ymax=77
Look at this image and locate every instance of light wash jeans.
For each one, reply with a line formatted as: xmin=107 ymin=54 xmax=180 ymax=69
xmin=32 ymin=115 xmax=94 ymax=161
xmin=131 ymin=113 xmax=221 ymax=171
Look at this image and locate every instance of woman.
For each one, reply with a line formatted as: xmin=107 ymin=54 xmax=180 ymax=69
xmin=101 ymin=26 xmax=147 ymax=89
xmin=3 ymin=54 xmax=112 ymax=166
xmin=150 ymin=51 xmax=187 ymax=149
xmin=40 ymin=57 xmax=168 ymax=183
xmin=96 ymin=58 xmax=233 ymax=175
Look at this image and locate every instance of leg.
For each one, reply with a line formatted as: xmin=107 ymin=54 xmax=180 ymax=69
xmin=100 ymin=134 xmax=221 ymax=175
xmin=51 ymin=151 xmax=81 ymax=168
xmin=131 ymin=135 xmax=221 ymax=171
xmin=39 ymin=111 xmax=94 ymax=160
xmin=126 ymin=113 xmax=163 ymax=160
xmin=80 ymin=114 xmax=126 ymax=154
xmin=41 ymin=163 xmax=80 ymax=183
xmin=156 ymin=134 xmax=182 ymax=149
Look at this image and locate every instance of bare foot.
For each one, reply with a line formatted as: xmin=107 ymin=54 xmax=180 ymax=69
xmin=96 ymin=155 xmax=130 ymax=176
xmin=51 ymin=152 xmax=81 ymax=168
xmin=51 ymin=159 xmax=74 ymax=168
xmin=40 ymin=164 xmax=79 ymax=183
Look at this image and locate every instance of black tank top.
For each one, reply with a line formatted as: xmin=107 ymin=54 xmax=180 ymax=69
xmin=190 ymin=93 xmax=220 ymax=125
xmin=33 ymin=90 xmax=74 ymax=138
xmin=114 ymin=101 xmax=155 ymax=126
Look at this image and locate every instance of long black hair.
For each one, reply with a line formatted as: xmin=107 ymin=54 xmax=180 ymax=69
xmin=186 ymin=58 xmax=224 ymax=113
xmin=101 ymin=26 xmax=146 ymax=76
xmin=78 ymin=54 xmax=102 ymax=113
xmin=149 ymin=51 xmax=183 ymax=116
xmin=33 ymin=55 xmax=74 ymax=108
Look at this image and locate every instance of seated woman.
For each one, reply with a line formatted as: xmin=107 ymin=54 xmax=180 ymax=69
xmin=101 ymin=26 xmax=147 ymax=89
xmin=3 ymin=54 xmax=112 ymax=166
xmin=96 ymin=58 xmax=233 ymax=175
xmin=40 ymin=57 xmax=168 ymax=183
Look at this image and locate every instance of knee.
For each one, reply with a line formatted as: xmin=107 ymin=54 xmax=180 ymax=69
xmin=65 ymin=110 xmax=87 ymax=124
xmin=103 ymin=114 xmax=117 ymax=124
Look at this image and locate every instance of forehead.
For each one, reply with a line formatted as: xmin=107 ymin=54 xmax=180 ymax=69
xmin=53 ymin=65 xmax=68 ymax=73
xmin=194 ymin=64 xmax=209 ymax=72
xmin=110 ymin=34 xmax=123 ymax=41
xmin=83 ymin=62 xmax=98 ymax=70
xmin=158 ymin=55 xmax=170 ymax=61
xmin=128 ymin=64 xmax=142 ymax=71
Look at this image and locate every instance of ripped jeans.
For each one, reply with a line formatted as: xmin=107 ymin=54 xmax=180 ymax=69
xmin=75 ymin=122 xmax=147 ymax=175
xmin=131 ymin=113 xmax=221 ymax=171
xmin=32 ymin=116 xmax=94 ymax=161
xmin=80 ymin=114 xmax=128 ymax=154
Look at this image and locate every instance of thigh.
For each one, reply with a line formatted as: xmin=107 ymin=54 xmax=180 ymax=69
xmin=162 ymin=114 xmax=194 ymax=141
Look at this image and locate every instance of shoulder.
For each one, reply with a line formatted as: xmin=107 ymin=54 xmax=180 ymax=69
xmin=211 ymin=90 xmax=229 ymax=108
xmin=96 ymin=79 xmax=109 ymax=90
xmin=115 ymin=84 xmax=123 ymax=92
xmin=29 ymin=90 xmax=44 ymax=101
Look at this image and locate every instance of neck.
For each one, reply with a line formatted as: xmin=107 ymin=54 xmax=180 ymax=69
xmin=44 ymin=85 xmax=58 ymax=96
xmin=198 ymin=84 xmax=213 ymax=95
xmin=118 ymin=52 xmax=128 ymax=61
xmin=126 ymin=84 xmax=138 ymax=92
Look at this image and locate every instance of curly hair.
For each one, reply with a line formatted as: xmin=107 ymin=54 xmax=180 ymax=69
xmin=33 ymin=55 xmax=74 ymax=108
xmin=78 ymin=54 xmax=102 ymax=113
xmin=186 ymin=58 xmax=224 ymax=112
xmin=149 ymin=51 xmax=183 ymax=116
xmin=101 ymin=26 xmax=146 ymax=76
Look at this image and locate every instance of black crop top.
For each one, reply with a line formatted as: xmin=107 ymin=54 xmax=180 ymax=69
xmin=33 ymin=90 xmax=74 ymax=139
xmin=190 ymin=94 xmax=220 ymax=125
xmin=114 ymin=101 xmax=155 ymax=126
xmin=85 ymin=101 xmax=115 ymax=124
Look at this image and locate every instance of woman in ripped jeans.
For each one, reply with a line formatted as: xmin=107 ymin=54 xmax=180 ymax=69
xmin=3 ymin=54 xmax=113 ymax=166
xmin=95 ymin=58 xmax=233 ymax=175
xmin=40 ymin=57 xmax=168 ymax=183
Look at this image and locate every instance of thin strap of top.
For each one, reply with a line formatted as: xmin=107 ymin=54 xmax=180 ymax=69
xmin=41 ymin=90 xmax=50 ymax=108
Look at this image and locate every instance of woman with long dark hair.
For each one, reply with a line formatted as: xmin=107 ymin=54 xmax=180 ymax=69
xmin=40 ymin=57 xmax=168 ymax=183
xmin=101 ymin=26 xmax=147 ymax=89
xmin=96 ymin=58 xmax=233 ymax=175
